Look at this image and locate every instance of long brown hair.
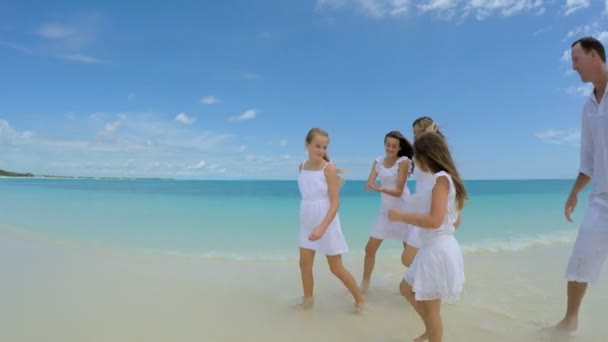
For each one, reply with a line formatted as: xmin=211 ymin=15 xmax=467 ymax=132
xmin=385 ymin=130 xmax=414 ymax=173
xmin=305 ymin=127 xmax=330 ymax=162
xmin=413 ymin=131 xmax=467 ymax=210
xmin=385 ymin=130 xmax=413 ymax=159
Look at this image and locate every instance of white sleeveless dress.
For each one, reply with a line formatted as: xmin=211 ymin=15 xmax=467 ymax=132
xmin=403 ymin=165 xmax=435 ymax=246
xmin=403 ymin=171 xmax=464 ymax=301
xmin=370 ymin=156 xmax=418 ymax=246
xmin=298 ymin=161 xmax=349 ymax=256
xmin=413 ymin=166 xmax=435 ymax=193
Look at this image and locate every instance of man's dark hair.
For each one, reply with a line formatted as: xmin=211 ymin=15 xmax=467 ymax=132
xmin=572 ymin=36 xmax=606 ymax=63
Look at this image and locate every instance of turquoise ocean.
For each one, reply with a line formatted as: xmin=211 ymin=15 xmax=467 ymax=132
xmin=0 ymin=178 xmax=589 ymax=260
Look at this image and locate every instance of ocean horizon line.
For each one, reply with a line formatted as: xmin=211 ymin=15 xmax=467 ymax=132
xmin=0 ymin=175 xmax=578 ymax=182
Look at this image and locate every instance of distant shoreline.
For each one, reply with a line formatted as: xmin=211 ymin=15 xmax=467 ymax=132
xmin=0 ymin=176 xmax=576 ymax=182
xmin=0 ymin=175 xmax=170 ymax=181
xmin=0 ymin=167 xmax=576 ymax=182
xmin=0 ymin=169 xmax=169 ymax=181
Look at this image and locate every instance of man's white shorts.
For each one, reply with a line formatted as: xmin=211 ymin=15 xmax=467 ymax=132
xmin=566 ymin=193 xmax=608 ymax=283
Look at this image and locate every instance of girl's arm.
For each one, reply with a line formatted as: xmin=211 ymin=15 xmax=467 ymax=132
xmin=317 ymin=163 xmax=340 ymax=232
xmin=396 ymin=175 xmax=449 ymax=229
xmin=377 ymin=159 xmax=410 ymax=197
xmin=365 ymin=161 xmax=379 ymax=190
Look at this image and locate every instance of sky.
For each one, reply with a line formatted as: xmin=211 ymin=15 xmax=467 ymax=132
xmin=1 ymin=0 xmax=607 ymax=180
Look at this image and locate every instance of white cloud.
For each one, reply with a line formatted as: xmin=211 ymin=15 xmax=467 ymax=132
xmin=390 ymin=0 xmax=410 ymax=15
xmin=560 ymin=48 xmax=575 ymax=76
xmin=0 ymin=114 xmax=241 ymax=179
xmin=128 ymin=93 xmax=136 ymax=101
xmin=59 ymin=53 xmax=109 ymax=64
xmin=316 ymin=0 xmax=347 ymax=11
xmin=97 ymin=115 xmax=126 ymax=140
xmin=279 ymin=139 xmax=288 ymax=147
xmin=563 ymin=84 xmax=593 ymax=96
xmin=201 ymin=96 xmax=219 ymax=105
xmin=418 ymin=0 xmax=457 ymax=14
xmin=187 ymin=160 xmax=207 ymax=169
xmin=0 ymin=14 xmax=110 ymax=65
xmin=0 ymin=120 xmax=36 ymax=144
xmin=560 ymin=49 xmax=570 ymax=63
xmin=0 ymin=41 xmax=36 ymax=55
xmin=564 ymin=0 xmax=590 ymax=16
xmin=316 ymin=0 xmax=410 ymax=18
xmin=89 ymin=112 xmax=109 ymax=122
xmin=3 ymin=114 xmax=230 ymax=154
xmin=230 ymin=109 xmax=257 ymax=122
xmin=35 ymin=13 xmax=103 ymax=50
xmin=463 ymin=0 xmax=544 ymax=20
xmin=565 ymin=22 xmax=600 ymax=39
xmin=37 ymin=23 xmax=78 ymax=41
xmin=316 ymin=0 xmax=546 ymax=20
xmin=1 ymin=40 xmax=109 ymax=65
xmin=175 ymin=112 xmax=196 ymax=125
xmin=563 ymin=23 xmax=608 ymax=50
xmin=535 ymin=129 xmax=580 ymax=145
xmin=0 ymin=119 xmax=90 ymax=150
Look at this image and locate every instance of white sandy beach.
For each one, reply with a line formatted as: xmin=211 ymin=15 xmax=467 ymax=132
xmin=2 ymin=227 xmax=608 ymax=342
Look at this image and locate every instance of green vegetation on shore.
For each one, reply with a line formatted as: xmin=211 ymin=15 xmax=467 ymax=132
xmin=0 ymin=169 xmax=34 ymax=177
xmin=0 ymin=168 xmax=168 ymax=180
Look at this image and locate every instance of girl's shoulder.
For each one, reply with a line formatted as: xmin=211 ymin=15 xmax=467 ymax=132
xmin=397 ymin=156 xmax=411 ymax=164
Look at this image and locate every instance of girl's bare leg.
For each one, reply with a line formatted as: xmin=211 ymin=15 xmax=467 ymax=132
xmin=327 ymin=254 xmax=367 ymax=312
xmin=421 ymin=299 xmax=442 ymax=342
xmin=361 ymin=237 xmax=383 ymax=292
xmin=401 ymin=243 xmax=418 ymax=268
xmin=400 ymin=280 xmax=428 ymax=341
xmin=297 ymin=247 xmax=315 ymax=309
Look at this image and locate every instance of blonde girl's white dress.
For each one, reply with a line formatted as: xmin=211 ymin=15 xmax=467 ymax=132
xmin=404 ymin=165 xmax=435 ymax=246
xmin=297 ymin=161 xmax=349 ymax=256
xmin=413 ymin=165 xmax=435 ymax=193
xmin=370 ymin=156 xmax=419 ymax=246
xmin=403 ymin=171 xmax=464 ymax=301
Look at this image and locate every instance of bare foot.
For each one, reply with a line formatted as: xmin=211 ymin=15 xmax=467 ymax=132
xmin=551 ymin=317 xmax=577 ymax=333
xmin=353 ymin=300 xmax=367 ymax=314
xmin=360 ymin=281 xmax=370 ymax=294
xmin=540 ymin=317 xmax=577 ymax=338
xmin=295 ymin=296 xmax=314 ymax=310
xmin=413 ymin=331 xmax=429 ymax=342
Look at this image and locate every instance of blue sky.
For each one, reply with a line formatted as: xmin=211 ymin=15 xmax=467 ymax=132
xmin=0 ymin=0 xmax=607 ymax=180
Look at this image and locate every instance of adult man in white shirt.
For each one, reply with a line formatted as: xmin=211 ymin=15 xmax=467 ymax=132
xmin=552 ymin=36 xmax=608 ymax=334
